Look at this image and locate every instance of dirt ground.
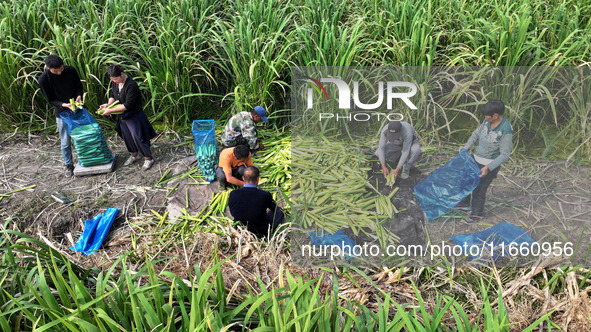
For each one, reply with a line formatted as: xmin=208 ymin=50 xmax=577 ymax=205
xmin=2 ymin=131 xmax=590 ymax=267
xmin=358 ymin=149 xmax=591 ymax=267
xmin=2 ymin=131 xmax=591 ymax=329
xmin=0 ymin=131 xmax=197 ymax=244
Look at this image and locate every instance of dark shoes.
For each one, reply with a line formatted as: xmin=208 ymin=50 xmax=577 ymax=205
xmin=65 ymin=164 xmax=74 ymax=178
xmin=467 ymin=215 xmax=482 ymax=223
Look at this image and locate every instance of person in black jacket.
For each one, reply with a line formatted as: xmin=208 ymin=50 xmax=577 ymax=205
xmin=99 ymin=65 xmax=157 ymax=170
xmin=37 ymin=55 xmax=84 ymax=177
xmin=228 ymin=166 xmax=284 ymax=238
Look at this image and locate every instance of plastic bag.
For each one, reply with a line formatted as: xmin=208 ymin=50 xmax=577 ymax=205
xmin=450 ymin=221 xmax=535 ymax=261
xmin=60 ymin=107 xmax=113 ymax=167
xmin=308 ymin=229 xmax=357 ymax=260
xmin=71 ymin=208 xmax=119 ymax=255
xmin=414 ymin=149 xmax=481 ymax=221
xmin=192 ymin=120 xmax=218 ymax=182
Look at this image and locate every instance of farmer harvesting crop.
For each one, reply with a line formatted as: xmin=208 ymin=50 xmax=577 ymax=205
xmin=38 ymin=55 xmax=84 ymax=177
xmin=216 ymin=145 xmax=254 ymax=188
xmin=457 ymin=99 xmax=513 ymax=223
xmin=99 ymin=65 xmax=157 ymax=171
xmin=228 ymin=166 xmax=284 ymax=238
xmin=221 ymin=106 xmax=268 ymax=151
xmin=376 ymin=120 xmax=421 ymax=180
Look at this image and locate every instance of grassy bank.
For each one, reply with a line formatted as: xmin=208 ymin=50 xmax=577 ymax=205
xmin=1 ymin=226 xmax=564 ymax=331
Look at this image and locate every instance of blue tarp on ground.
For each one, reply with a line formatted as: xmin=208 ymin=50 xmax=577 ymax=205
xmin=308 ymin=229 xmax=357 ymax=260
xmin=450 ymin=221 xmax=535 ymax=261
xmin=414 ymin=149 xmax=481 ymax=221
xmin=71 ymin=208 xmax=119 ymax=255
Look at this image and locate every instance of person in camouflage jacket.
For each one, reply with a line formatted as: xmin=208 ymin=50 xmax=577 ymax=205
xmin=221 ymin=106 xmax=268 ymax=150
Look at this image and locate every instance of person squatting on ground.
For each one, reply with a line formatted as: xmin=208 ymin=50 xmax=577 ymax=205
xmin=216 ymin=145 xmax=254 ymax=188
xmin=99 ymin=65 xmax=157 ymax=171
xmin=221 ymin=106 xmax=268 ymax=151
xmin=38 ymin=55 xmax=84 ymax=177
xmin=375 ymin=120 xmax=421 ymax=180
xmin=228 ymin=166 xmax=284 ymax=238
xmin=458 ymin=99 xmax=513 ymax=223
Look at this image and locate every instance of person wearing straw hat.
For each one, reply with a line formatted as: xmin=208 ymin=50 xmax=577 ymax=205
xmin=375 ymin=120 xmax=421 ymax=180
xmin=228 ymin=166 xmax=284 ymax=238
xmin=99 ymin=65 xmax=157 ymax=171
xmin=457 ymin=99 xmax=513 ymax=223
xmin=221 ymin=106 xmax=268 ymax=151
xmin=38 ymin=55 xmax=84 ymax=178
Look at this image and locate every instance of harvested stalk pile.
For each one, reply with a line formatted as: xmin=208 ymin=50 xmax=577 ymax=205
xmin=386 ymin=173 xmax=396 ymax=187
xmin=292 ymin=136 xmax=400 ymax=244
xmin=195 ymin=144 xmax=217 ymax=182
xmin=253 ymin=133 xmax=291 ymax=195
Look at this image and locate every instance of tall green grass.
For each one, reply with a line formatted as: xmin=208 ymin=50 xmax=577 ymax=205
xmin=0 ymin=229 xmax=558 ymax=330
xmin=1 ymin=0 xmax=591 ymax=159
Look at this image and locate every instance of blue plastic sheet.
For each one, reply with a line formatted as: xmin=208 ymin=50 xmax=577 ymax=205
xmin=450 ymin=221 xmax=535 ymax=261
xmin=414 ymin=149 xmax=481 ymax=221
xmin=308 ymin=229 xmax=357 ymax=260
xmin=71 ymin=208 xmax=119 ymax=255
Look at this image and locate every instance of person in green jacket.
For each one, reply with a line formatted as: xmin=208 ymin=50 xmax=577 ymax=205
xmin=221 ymin=106 xmax=268 ymax=151
xmin=458 ymin=99 xmax=513 ymax=223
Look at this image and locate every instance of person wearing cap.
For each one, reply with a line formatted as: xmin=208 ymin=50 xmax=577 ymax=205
xmin=375 ymin=120 xmax=421 ymax=180
xmin=457 ymin=99 xmax=513 ymax=223
xmin=221 ymin=106 xmax=268 ymax=151
xmin=228 ymin=166 xmax=284 ymax=238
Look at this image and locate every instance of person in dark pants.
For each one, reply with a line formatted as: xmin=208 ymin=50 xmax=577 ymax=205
xmin=38 ymin=55 xmax=84 ymax=177
xmin=99 ymin=65 xmax=157 ymax=170
xmin=216 ymin=145 xmax=254 ymax=188
xmin=458 ymin=99 xmax=513 ymax=223
xmin=375 ymin=120 xmax=421 ymax=180
xmin=228 ymin=166 xmax=284 ymax=238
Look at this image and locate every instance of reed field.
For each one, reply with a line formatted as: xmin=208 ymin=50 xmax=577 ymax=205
xmin=2 ymin=0 xmax=591 ymax=330
xmin=1 ymin=0 xmax=591 ymax=157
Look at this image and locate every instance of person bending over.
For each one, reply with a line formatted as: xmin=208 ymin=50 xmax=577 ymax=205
xmin=216 ymin=145 xmax=253 ymax=188
xmin=228 ymin=166 xmax=284 ymax=238
xmin=458 ymin=99 xmax=513 ymax=223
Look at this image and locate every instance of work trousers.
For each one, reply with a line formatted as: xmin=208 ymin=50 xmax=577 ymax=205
xmin=461 ymin=160 xmax=500 ymax=217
